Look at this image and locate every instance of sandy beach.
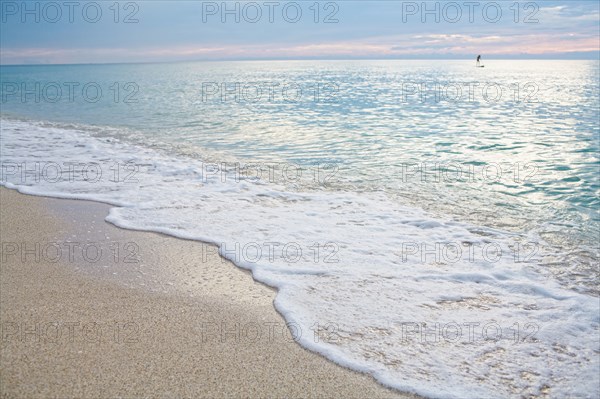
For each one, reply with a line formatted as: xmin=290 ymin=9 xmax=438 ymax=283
xmin=2 ymin=1 xmax=599 ymax=396
xmin=0 ymin=187 xmax=415 ymax=398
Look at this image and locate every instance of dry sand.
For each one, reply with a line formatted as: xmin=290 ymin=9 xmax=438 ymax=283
xmin=0 ymin=188 xmax=417 ymax=398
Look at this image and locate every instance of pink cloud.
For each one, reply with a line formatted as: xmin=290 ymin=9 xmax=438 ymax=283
xmin=2 ymin=33 xmax=598 ymax=64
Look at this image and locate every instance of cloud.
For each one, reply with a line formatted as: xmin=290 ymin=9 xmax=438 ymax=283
xmin=1 ymin=1 xmax=598 ymax=63
xmin=3 ymin=29 xmax=598 ymax=64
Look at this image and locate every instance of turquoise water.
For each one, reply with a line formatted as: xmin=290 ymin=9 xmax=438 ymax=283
xmin=1 ymin=60 xmax=599 ymax=397
xmin=2 ymin=60 xmax=598 ymax=291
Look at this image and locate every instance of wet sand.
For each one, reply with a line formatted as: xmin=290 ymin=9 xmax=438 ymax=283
xmin=0 ymin=187 xmax=416 ymax=398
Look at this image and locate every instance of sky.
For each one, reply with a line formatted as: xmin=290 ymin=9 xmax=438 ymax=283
xmin=1 ymin=1 xmax=599 ymax=64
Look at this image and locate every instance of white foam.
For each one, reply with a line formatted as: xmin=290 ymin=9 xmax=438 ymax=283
xmin=1 ymin=118 xmax=598 ymax=398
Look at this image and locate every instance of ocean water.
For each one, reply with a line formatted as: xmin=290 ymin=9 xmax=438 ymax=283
xmin=1 ymin=60 xmax=599 ymax=398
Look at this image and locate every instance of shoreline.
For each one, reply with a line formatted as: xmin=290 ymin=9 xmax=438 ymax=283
xmin=0 ymin=187 xmax=417 ymax=398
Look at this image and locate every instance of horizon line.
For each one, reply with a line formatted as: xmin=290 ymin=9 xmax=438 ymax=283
xmin=2 ymin=57 xmax=599 ymax=67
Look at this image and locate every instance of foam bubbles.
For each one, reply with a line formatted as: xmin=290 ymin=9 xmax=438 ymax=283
xmin=1 ymin=119 xmax=598 ymax=398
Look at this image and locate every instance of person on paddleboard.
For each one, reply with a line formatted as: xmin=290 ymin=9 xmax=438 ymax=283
xmin=476 ymin=55 xmax=481 ymax=67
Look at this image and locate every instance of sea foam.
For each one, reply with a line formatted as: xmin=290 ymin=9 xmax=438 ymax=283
xmin=1 ymin=118 xmax=598 ymax=399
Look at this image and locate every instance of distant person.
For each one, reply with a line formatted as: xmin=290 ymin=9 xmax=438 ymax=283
xmin=476 ymin=55 xmax=481 ymax=67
